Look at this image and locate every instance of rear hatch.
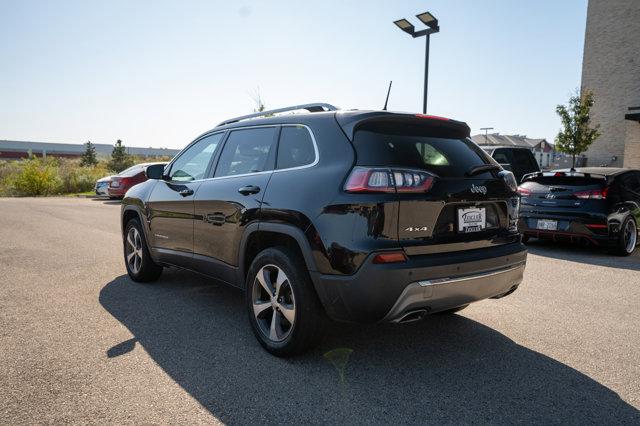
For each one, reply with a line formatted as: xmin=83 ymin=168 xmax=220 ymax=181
xmin=518 ymin=172 xmax=610 ymax=224
xmin=340 ymin=113 xmax=519 ymax=256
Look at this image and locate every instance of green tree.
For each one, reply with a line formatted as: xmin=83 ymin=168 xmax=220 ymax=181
xmin=555 ymin=90 xmax=601 ymax=168
xmin=108 ymin=139 xmax=133 ymax=173
xmin=80 ymin=140 xmax=98 ymax=167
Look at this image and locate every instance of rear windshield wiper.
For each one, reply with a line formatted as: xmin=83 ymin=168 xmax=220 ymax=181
xmin=466 ymin=164 xmax=501 ymax=177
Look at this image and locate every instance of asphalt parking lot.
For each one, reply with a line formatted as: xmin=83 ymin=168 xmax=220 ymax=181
xmin=1 ymin=197 xmax=639 ymax=424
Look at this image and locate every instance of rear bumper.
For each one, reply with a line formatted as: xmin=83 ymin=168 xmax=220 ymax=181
xmin=107 ymin=187 xmax=127 ymax=197
xmin=311 ymin=242 xmax=527 ymax=323
xmin=382 ymin=263 xmax=525 ymax=322
xmin=518 ymin=216 xmax=609 ymax=245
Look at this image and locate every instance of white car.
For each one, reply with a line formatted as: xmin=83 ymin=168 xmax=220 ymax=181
xmin=95 ymin=175 xmax=115 ymax=196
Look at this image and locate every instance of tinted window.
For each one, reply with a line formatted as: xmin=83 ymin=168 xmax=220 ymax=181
xmin=622 ymin=173 xmax=640 ymax=191
xmin=277 ymin=126 xmax=316 ymax=169
xmin=169 ymin=133 xmax=223 ymax=182
xmin=353 ymin=130 xmax=492 ymax=178
xmin=511 ymin=149 xmax=539 ymax=171
xmin=214 ymin=127 xmax=277 ymax=177
xmin=492 ymin=150 xmax=510 ymax=165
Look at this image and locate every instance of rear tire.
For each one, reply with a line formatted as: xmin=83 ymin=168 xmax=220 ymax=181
xmin=246 ymin=247 xmax=324 ymax=357
xmin=610 ymin=216 xmax=637 ymax=256
xmin=124 ymin=218 xmax=163 ymax=282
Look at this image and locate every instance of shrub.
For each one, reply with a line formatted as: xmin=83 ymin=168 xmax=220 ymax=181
xmin=58 ymin=159 xmax=111 ymax=193
xmin=11 ymin=157 xmax=61 ymax=196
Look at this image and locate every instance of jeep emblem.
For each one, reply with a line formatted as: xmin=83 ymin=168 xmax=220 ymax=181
xmin=470 ymin=184 xmax=487 ymax=195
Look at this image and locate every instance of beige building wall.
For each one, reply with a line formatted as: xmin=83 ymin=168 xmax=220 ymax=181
xmin=581 ymin=0 xmax=640 ymax=167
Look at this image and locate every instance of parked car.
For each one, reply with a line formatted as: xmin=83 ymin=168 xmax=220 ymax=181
xmin=481 ymin=146 xmax=540 ymax=183
xmin=107 ymin=163 xmax=167 ymax=199
xmin=120 ymin=104 xmax=527 ymax=356
xmin=518 ymin=167 xmax=640 ymax=255
xmin=95 ymin=175 xmax=115 ymax=196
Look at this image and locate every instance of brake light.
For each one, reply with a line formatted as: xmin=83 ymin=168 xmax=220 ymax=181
xmin=414 ymin=114 xmax=450 ymax=121
xmin=574 ymin=187 xmax=608 ymax=199
xmin=586 ymin=223 xmax=608 ymax=229
xmin=344 ymin=167 xmax=435 ymax=193
xmin=372 ymin=251 xmax=407 ymax=264
xmin=517 ymin=186 xmax=531 ymax=196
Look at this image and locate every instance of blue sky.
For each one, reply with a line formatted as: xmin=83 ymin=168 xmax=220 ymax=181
xmin=0 ymin=0 xmax=588 ymax=149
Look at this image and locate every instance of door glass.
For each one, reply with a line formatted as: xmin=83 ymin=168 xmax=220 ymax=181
xmin=214 ymin=127 xmax=277 ymax=177
xmin=169 ymin=133 xmax=223 ymax=182
xmin=492 ymin=150 xmax=510 ymax=165
xmin=276 ymin=126 xmax=316 ymax=169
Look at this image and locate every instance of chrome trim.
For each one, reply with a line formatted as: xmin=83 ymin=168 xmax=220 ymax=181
xmin=382 ymin=262 xmax=526 ymax=323
xmin=416 ymin=264 xmax=525 ymax=287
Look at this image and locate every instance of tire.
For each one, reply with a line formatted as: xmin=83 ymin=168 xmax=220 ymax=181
xmin=245 ymin=247 xmax=324 ymax=357
xmin=123 ymin=218 xmax=163 ymax=282
xmin=610 ymin=216 xmax=638 ymax=256
xmin=435 ymin=304 xmax=469 ymax=315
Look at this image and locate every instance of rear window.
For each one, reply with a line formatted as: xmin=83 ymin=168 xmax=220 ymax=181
xmin=352 ymin=130 xmax=492 ymax=178
xmin=119 ymin=166 xmax=142 ymax=177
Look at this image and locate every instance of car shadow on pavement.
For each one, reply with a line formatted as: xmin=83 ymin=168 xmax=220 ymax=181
xmin=526 ymin=239 xmax=640 ymax=271
xmin=100 ymin=270 xmax=639 ymax=424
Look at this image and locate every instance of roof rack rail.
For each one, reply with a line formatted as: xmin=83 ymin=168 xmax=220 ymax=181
xmin=216 ymin=103 xmax=338 ymax=127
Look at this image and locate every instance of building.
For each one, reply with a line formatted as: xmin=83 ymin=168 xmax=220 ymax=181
xmin=581 ymin=0 xmax=640 ymax=167
xmin=471 ymin=133 xmax=555 ymax=168
xmin=0 ymin=140 xmax=180 ymax=160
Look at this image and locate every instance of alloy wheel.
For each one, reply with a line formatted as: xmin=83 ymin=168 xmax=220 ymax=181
xmin=126 ymin=227 xmax=143 ymax=274
xmin=252 ymin=264 xmax=296 ymax=342
xmin=624 ymin=219 xmax=637 ymax=254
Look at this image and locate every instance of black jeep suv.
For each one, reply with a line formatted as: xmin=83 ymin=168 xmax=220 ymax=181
xmin=120 ymin=103 xmax=527 ymax=356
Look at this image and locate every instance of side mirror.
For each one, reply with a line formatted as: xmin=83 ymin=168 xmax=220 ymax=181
xmin=145 ymin=164 xmax=166 ymax=180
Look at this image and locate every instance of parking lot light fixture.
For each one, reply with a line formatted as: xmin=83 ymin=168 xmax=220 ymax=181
xmin=393 ymin=11 xmax=440 ymax=114
xmin=393 ymin=19 xmax=415 ymax=35
xmin=416 ymin=12 xmax=438 ymax=29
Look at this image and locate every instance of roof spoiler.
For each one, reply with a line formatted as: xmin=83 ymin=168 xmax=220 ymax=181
xmin=216 ymin=103 xmax=338 ymax=127
xmin=335 ymin=111 xmax=470 ymax=141
xmin=521 ymin=170 xmax=609 ymax=183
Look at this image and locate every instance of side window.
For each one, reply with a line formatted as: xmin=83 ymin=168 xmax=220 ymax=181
xmin=276 ymin=126 xmax=316 ymax=169
xmin=169 ymin=133 xmax=223 ymax=182
xmin=492 ymin=149 xmax=510 ymax=165
xmin=214 ymin=127 xmax=277 ymax=177
xmin=622 ymin=173 xmax=640 ymax=192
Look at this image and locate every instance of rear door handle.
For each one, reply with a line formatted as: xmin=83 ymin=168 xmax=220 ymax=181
xmin=238 ymin=185 xmax=261 ymax=195
xmin=179 ymin=188 xmax=194 ymax=197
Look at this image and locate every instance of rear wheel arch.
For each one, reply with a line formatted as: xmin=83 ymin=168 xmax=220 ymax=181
xmin=239 ymin=223 xmax=318 ymax=284
xmin=122 ymin=208 xmax=141 ymax=231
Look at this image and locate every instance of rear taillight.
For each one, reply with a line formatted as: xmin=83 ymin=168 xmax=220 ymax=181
xmin=517 ymin=186 xmax=531 ymax=197
xmin=344 ymin=167 xmax=435 ymax=193
xmin=574 ymin=187 xmax=608 ymax=199
xmin=499 ymin=170 xmax=518 ymax=192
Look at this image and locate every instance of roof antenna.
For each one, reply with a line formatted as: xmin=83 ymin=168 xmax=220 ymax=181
xmin=382 ymin=80 xmax=393 ymax=111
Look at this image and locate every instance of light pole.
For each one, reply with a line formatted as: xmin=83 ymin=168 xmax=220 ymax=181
xmin=480 ymin=127 xmax=494 ymax=145
xmin=394 ymin=12 xmax=440 ymax=114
